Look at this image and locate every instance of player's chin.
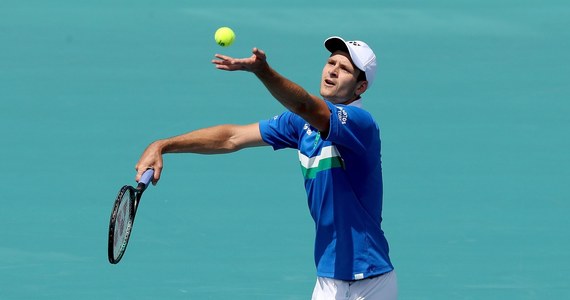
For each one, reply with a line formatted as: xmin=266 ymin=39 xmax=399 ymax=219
xmin=320 ymin=85 xmax=336 ymax=98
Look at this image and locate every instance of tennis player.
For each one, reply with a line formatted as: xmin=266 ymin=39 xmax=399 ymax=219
xmin=135 ymin=36 xmax=397 ymax=299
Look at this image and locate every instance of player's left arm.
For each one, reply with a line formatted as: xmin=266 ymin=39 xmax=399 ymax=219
xmin=213 ymin=48 xmax=331 ymax=135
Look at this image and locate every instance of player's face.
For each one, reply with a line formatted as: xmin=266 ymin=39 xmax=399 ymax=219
xmin=320 ymin=51 xmax=365 ymax=104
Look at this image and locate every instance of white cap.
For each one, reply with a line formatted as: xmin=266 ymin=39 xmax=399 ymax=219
xmin=324 ymin=36 xmax=377 ymax=87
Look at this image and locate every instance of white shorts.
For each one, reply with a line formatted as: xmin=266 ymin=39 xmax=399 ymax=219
xmin=311 ymin=270 xmax=398 ymax=300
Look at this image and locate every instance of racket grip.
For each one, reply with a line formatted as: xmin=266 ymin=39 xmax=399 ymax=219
xmin=137 ymin=169 xmax=155 ymax=191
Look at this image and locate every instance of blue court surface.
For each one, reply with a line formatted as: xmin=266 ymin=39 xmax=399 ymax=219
xmin=1 ymin=1 xmax=569 ymax=299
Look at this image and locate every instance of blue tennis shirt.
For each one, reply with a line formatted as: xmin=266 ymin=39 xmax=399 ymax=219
xmin=259 ymin=100 xmax=393 ymax=280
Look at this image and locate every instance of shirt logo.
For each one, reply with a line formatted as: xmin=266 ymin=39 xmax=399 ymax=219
xmin=303 ymin=123 xmax=313 ymax=136
xmin=336 ymin=107 xmax=348 ymax=125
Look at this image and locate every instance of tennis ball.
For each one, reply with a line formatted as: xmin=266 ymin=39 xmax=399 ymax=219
xmin=214 ymin=27 xmax=235 ymax=47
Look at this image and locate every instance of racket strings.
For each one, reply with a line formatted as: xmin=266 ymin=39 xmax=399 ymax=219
xmin=109 ymin=187 xmax=135 ymax=263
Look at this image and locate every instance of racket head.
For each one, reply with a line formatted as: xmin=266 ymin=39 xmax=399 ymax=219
xmin=108 ymin=185 xmax=136 ymax=264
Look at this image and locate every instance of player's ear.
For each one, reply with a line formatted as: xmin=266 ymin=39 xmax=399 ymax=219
xmin=355 ymin=80 xmax=368 ymax=96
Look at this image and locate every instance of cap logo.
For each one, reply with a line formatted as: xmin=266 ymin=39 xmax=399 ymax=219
xmin=348 ymin=41 xmax=361 ymax=47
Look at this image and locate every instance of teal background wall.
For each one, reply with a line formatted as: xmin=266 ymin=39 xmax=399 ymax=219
xmin=1 ymin=1 xmax=569 ymax=299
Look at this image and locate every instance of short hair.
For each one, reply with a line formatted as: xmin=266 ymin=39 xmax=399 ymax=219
xmin=357 ymin=69 xmax=367 ymax=82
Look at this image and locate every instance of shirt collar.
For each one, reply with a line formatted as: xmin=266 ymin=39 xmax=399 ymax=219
xmin=324 ymin=98 xmax=363 ymax=108
xmin=348 ymin=99 xmax=363 ymax=108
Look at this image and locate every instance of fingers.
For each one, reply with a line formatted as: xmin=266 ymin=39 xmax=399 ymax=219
xmin=252 ymin=47 xmax=266 ymax=60
xmin=212 ymin=47 xmax=267 ymax=72
xmin=135 ymin=167 xmax=145 ymax=182
xmin=212 ymin=55 xmax=241 ymax=71
xmin=135 ymin=143 xmax=164 ymax=185
xmin=135 ymin=164 xmax=162 ymax=185
xmin=214 ymin=53 xmax=232 ymax=61
xmin=152 ymin=167 xmax=161 ymax=185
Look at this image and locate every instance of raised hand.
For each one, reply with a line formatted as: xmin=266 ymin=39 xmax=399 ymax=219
xmin=212 ymin=47 xmax=268 ymax=73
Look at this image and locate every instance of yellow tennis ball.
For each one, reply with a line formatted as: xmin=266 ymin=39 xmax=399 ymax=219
xmin=214 ymin=27 xmax=235 ymax=47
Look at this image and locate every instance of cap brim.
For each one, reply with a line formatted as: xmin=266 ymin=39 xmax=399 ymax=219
xmin=324 ymin=36 xmax=349 ymax=55
xmin=325 ymin=36 xmax=366 ymax=73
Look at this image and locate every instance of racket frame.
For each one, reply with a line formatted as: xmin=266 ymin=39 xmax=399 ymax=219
xmin=108 ymin=185 xmax=137 ymax=264
xmin=107 ymin=169 xmax=154 ymax=264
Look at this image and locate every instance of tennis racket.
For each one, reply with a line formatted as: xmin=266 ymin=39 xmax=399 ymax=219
xmin=108 ymin=169 xmax=154 ymax=264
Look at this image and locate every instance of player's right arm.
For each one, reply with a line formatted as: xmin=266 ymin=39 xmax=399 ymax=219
xmin=135 ymin=123 xmax=266 ymax=183
xmin=213 ymin=48 xmax=331 ymax=136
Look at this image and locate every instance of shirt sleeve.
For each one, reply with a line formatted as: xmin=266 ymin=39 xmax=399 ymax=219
xmin=324 ymin=101 xmax=379 ymax=152
xmin=258 ymin=111 xmax=301 ymax=150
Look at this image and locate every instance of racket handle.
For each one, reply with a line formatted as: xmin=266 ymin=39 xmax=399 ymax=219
xmin=137 ymin=169 xmax=155 ymax=191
